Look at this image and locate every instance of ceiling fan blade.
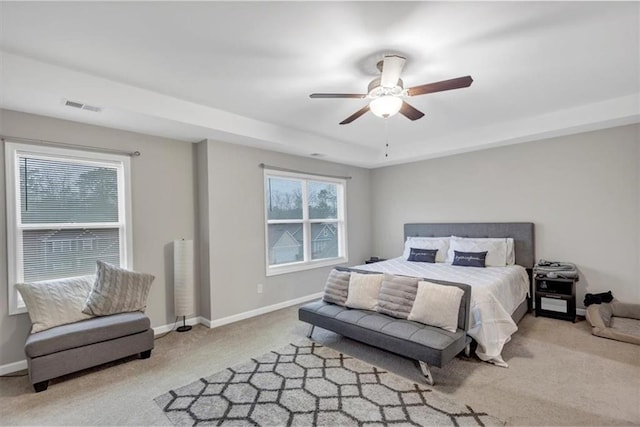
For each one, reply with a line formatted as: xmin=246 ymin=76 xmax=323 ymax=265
xmin=380 ymin=55 xmax=406 ymax=88
xmin=339 ymin=105 xmax=370 ymax=125
xmin=406 ymin=75 xmax=473 ymax=96
xmin=399 ymin=102 xmax=425 ymax=121
xmin=310 ymin=93 xmax=366 ymax=99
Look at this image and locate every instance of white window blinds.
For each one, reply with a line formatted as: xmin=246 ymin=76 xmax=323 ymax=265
xmin=19 ymin=157 xmax=119 ymax=223
xmin=18 ymin=155 xmax=123 ymax=282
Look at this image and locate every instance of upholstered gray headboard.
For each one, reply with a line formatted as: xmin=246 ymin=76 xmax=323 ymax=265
xmin=404 ymin=222 xmax=535 ymax=268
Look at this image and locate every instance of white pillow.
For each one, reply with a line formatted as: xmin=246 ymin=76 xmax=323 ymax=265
xmin=408 ymin=281 xmax=464 ymax=333
xmin=506 ymin=238 xmax=515 ymax=265
xmin=345 ymin=272 xmax=384 ymax=311
xmin=402 ymin=237 xmax=450 ymax=263
xmin=16 ymin=275 xmax=95 ymax=333
xmin=447 ymin=236 xmax=508 ymax=267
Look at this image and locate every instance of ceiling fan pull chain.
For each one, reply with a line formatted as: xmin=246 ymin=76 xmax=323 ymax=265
xmin=385 ymin=118 xmax=390 ymax=158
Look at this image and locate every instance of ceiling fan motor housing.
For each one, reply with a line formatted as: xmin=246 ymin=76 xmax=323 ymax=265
xmin=367 ymin=78 xmax=405 ymax=99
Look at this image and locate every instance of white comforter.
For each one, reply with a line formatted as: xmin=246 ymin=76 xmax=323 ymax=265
xmin=355 ymin=257 xmax=530 ymax=367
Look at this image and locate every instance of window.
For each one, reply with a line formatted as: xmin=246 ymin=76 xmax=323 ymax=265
xmin=5 ymin=142 xmax=132 ymax=314
xmin=264 ymin=169 xmax=347 ymax=276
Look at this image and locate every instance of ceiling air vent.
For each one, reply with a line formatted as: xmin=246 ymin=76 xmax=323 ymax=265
xmin=63 ymin=99 xmax=102 ymax=113
xmin=81 ymin=104 xmax=102 ymax=112
xmin=64 ymin=100 xmax=84 ymax=109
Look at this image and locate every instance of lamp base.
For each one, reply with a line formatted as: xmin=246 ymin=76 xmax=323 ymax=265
xmin=176 ymin=316 xmax=192 ymax=333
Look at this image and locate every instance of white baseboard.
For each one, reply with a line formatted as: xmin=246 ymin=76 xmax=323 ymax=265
xmin=206 ymin=292 xmax=323 ymax=329
xmin=0 ymin=293 xmax=323 ymax=375
xmin=0 ymin=359 xmax=28 ymax=376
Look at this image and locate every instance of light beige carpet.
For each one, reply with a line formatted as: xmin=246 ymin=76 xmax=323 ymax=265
xmin=0 ymin=306 xmax=638 ymax=426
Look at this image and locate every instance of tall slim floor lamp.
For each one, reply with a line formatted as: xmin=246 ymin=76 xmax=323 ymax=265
xmin=174 ymin=239 xmax=194 ymax=332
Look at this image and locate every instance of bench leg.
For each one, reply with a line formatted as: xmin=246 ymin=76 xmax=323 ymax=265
xmin=418 ymin=361 xmax=434 ymax=386
xmin=33 ymin=380 xmax=49 ymax=393
xmin=140 ymin=349 xmax=152 ymax=359
xmin=306 ymin=325 xmax=315 ymax=338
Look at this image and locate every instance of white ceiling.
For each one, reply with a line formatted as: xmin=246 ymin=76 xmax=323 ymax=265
xmin=1 ymin=2 xmax=638 ymax=168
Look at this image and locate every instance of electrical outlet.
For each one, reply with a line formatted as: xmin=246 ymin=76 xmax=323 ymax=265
xmin=257 ymin=283 xmax=263 ymax=294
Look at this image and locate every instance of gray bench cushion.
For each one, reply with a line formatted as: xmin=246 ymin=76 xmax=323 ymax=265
xmin=300 ymin=300 xmax=468 ymax=367
xmin=25 ymin=312 xmax=150 ymax=358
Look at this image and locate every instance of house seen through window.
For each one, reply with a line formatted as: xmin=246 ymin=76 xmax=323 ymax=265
xmin=264 ymin=170 xmax=347 ymax=275
xmin=5 ymin=142 xmax=132 ymax=314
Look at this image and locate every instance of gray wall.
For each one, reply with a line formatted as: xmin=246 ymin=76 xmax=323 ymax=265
xmin=371 ymin=124 xmax=640 ymax=306
xmin=0 ymin=109 xmax=196 ymax=366
xmin=195 ymin=141 xmax=212 ymax=320
xmin=203 ymin=139 xmax=372 ymax=320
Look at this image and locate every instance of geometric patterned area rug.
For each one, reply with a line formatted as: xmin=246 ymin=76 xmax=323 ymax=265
xmin=155 ymin=341 xmax=503 ymax=426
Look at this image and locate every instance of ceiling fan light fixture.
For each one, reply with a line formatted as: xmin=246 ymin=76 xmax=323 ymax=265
xmin=310 ymin=53 xmax=471 ymax=124
xmin=369 ymin=96 xmax=402 ymax=118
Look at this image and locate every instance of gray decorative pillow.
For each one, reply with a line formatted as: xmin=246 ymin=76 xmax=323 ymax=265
xmin=377 ymin=274 xmax=420 ymax=319
xmin=82 ymin=261 xmax=155 ymax=316
xmin=16 ymin=275 xmax=95 ymax=333
xmin=323 ymin=269 xmax=351 ymax=306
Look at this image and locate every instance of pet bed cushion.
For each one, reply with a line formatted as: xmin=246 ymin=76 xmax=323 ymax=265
xmin=586 ymin=301 xmax=640 ymax=345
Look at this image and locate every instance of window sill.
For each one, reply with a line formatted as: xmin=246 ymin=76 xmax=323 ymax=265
xmin=9 ymin=304 xmax=28 ymax=316
xmin=266 ymin=257 xmax=348 ymax=277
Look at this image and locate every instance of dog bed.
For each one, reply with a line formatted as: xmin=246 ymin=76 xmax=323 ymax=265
xmin=586 ymin=300 xmax=640 ymax=345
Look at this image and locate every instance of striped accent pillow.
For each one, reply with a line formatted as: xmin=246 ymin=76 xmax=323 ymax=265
xmin=322 ymin=269 xmax=351 ymax=306
xmin=82 ymin=261 xmax=155 ymax=316
xmin=376 ymin=274 xmax=420 ymax=319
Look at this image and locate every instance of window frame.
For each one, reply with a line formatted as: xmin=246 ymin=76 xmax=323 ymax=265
xmin=263 ymin=169 xmax=348 ymax=276
xmin=5 ymin=142 xmax=133 ymax=315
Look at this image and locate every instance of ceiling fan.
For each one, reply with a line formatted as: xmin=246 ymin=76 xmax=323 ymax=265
xmin=310 ymin=55 xmax=473 ymax=125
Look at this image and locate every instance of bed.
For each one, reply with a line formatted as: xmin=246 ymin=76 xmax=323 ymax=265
xmin=354 ymin=222 xmax=535 ymax=367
